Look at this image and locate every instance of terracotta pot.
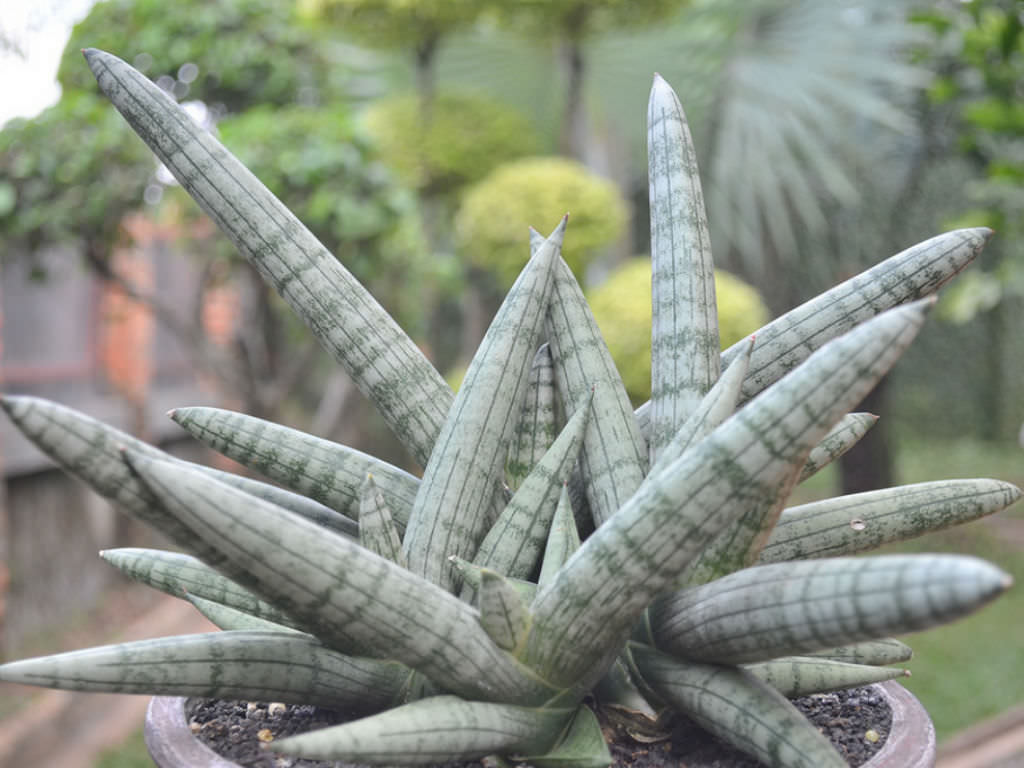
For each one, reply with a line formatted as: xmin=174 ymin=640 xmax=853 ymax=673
xmin=144 ymin=681 xmax=935 ymax=768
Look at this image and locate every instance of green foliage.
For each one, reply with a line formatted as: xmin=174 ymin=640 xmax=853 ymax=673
xmin=299 ymin=0 xmax=483 ymax=51
xmin=587 ymin=259 xmax=768 ymax=402
xmin=917 ymin=0 xmax=1024 ymax=319
xmin=59 ymin=0 xmax=353 ymax=111
xmin=362 ymin=91 xmax=541 ymax=195
xmin=0 ymin=53 xmax=1018 ymax=768
xmin=495 ymin=0 xmax=687 ymax=40
xmin=95 ymin=730 xmax=152 ymax=768
xmin=456 ymin=157 xmax=628 ymax=287
xmin=0 ymin=91 xmax=153 ymax=255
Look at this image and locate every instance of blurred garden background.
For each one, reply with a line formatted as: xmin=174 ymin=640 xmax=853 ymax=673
xmin=0 ymin=0 xmax=1022 ymax=765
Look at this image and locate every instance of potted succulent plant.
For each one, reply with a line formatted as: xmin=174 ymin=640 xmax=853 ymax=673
xmin=0 ymin=50 xmax=1017 ymax=768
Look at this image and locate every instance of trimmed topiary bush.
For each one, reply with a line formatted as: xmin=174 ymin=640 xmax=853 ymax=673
xmin=456 ymin=156 xmax=628 ymax=288
xmin=361 ymin=92 xmax=540 ymax=196
xmin=588 ymin=259 xmax=769 ymax=402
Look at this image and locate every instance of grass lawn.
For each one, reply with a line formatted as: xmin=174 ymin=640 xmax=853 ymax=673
xmin=95 ymin=729 xmax=151 ymax=768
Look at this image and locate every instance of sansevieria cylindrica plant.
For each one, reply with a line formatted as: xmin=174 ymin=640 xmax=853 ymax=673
xmin=0 ymin=50 xmax=1018 ymax=768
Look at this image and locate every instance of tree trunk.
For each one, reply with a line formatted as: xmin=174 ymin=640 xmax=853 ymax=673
xmin=839 ymin=377 xmax=894 ymax=495
xmin=559 ymin=37 xmax=586 ymax=160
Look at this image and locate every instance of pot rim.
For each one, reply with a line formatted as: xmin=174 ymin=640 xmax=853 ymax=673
xmin=145 ymin=680 xmax=935 ymax=767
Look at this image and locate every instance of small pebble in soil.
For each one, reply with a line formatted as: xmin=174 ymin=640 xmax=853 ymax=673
xmin=187 ymin=686 xmax=892 ymax=768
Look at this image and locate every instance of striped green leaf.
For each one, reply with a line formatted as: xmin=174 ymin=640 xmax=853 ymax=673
xmin=633 ymin=227 xmax=991 ymax=430
xmin=126 ymin=453 xmax=555 ymax=705
xmin=651 ymin=554 xmax=1012 ymax=665
xmin=448 ymin=557 xmax=538 ymax=603
xmin=184 ymin=594 xmax=299 ymax=633
xmin=798 ymin=413 xmax=878 ymax=483
xmin=171 ymin=406 xmax=418 ymax=529
xmin=100 ymin=548 xmax=300 ymax=630
xmin=269 ymin=695 xmax=572 ymax=763
xmin=593 ymin=657 xmax=668 ymax=739
xmin=1 ymin=395 xmax=215 ymax=560
xmin=538 ymin=486 xmax=581 ymax=590
xmin=546 ymin=256 xmax=647 ymax=527
xmin=520 ymin=704 xmax=611 ymax=768
xmin=803 ymin=638 xmax=913 ymax=666
xmin=403 ymin=221 xmax=562 ymax=593
xmin=647 ymin=73 xmax=719 ymax=462
xmin=647 ymin=336 xmax=751 ymax=480
xmin=206 ymin=467 xmax=358 ymax=539
xmin=721 ymin=227 xmax=991 ymax=403
xmin=524 ymin=301 xmax=931 ymax=689
xmin=470 ymin=396 xmax=590 ymax=589
xmin=743 ymin=657 xmax=909 ymax=697
xmin=631 ymin=644 xmax=845 ymax=768
xmin=478 ymin=570 xmax=531 ymax=653
xmin=676 ymin=300 xmax=932 ymax=587
xmin=759 ymin=479 xmax=1023 ymax=563
xmin=85 ymin=48 xmax=451 ymax=467
xmin=1 ymin=395 xmax=353 ymax=555
xmin=506 ymin=344 xmax=559 ymax=492
xmin=0 ymin=631 xmax=407 ymax=714
xmin=359 ymin=474 xmax=407 ymax=567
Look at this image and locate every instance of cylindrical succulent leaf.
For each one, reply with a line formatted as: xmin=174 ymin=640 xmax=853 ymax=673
xmin=743 ymin=657 xmax=910 ymax=697
xmin=403 ymin=221 xmax=562 ymax=593
xmin=634 ymin=227 xmax=991 ymax=432
xmin=470 ymin=396 xmax=590 ymax=590
xmin=631 ymin=644 xmax=846 ymax=768
xmin=171 ymin=406 xmax=419 ymax=529
xmin=101 ymin=547 xmax=300 ymax=630
xmin=647 ymin=337 xmax=751 ymax=479
xmin=268 ymin=695 xmax=572 ymax=764
xmin=798 ymin=413 xmax=878 ymax=483
xmin=184 ymin=594 xmax=300 ymax=634
xmin=1 ymin=395 xmax=218 ymax=561
xmin=84 ymin=48 xmax=451 ymax=468
xmin=722 ymin=228 xmax=991 ymax=404
xmin=359 ymin=474 xmax=407 ymax=567
xmin=647 ymin=73 xmax=719 ymax=462
xmin=803 ymin=638 xmax=913 ymax=666
xmin=537 ymin=486 xmax=582 ymax=589
xmin=0 ymin=631 xmax=407 ymax=714
xmin=506 ymin=344 xmax=559 ymax=492
xmin=677 ymin=300 xmax=932 ymax=586
xmin=125 ymin=452 xmax=556 ymax=705
xmin=546 ymin=256 xmax=648 ymax=528
xmin=760 ymin=479 xmax=1022 ymax=562
xmin=524 ymin=301 xmax=932 ymax=689
xmin=652 ymin=554 xmax=1012 ymax=664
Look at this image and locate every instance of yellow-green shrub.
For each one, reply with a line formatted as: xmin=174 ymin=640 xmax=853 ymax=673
xmin=587 ymin=259 xmax=769 ymax=402
xmin=456 ymin=157 xmax=628 ymax=288
xmin=361 ymin=92 xmax=540 ymax=196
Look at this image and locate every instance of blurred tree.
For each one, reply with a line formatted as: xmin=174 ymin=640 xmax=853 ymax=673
xmin=455 ymin=157 xmax=628 ymax=289
xmin=492 ymin=0 xmax=688 ymax=158
xmin=297 ymin=0 xmax=484 ymax=108
xmin=361 ymin=91 xmax=540 ymax=198
xmin=58 ymin=0 xmax=357 ymax=111
xmin=0 ymin=91 xmax=151 ymax=264
xmin=907 ymin=0 xmax=1024 ymax=443
xmin=0 ymin=0 xmax=434 ymax=444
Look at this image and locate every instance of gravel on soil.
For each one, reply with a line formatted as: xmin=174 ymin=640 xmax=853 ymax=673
xmin=187 ymin=686 xmax=891 ymax=768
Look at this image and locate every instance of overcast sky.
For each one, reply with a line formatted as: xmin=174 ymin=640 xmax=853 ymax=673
xmin=0 ymin=0 xmax=98 ymax=127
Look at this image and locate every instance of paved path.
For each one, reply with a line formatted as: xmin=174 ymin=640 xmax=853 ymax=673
xmin=937 ymin=705 xmax=1024 ymax=768
xmin=0 ymin=594 xmax=215 ymax=768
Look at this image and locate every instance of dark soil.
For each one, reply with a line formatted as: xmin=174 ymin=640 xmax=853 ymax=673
xmin=187 ymin=686 xmax=891 ymax=768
